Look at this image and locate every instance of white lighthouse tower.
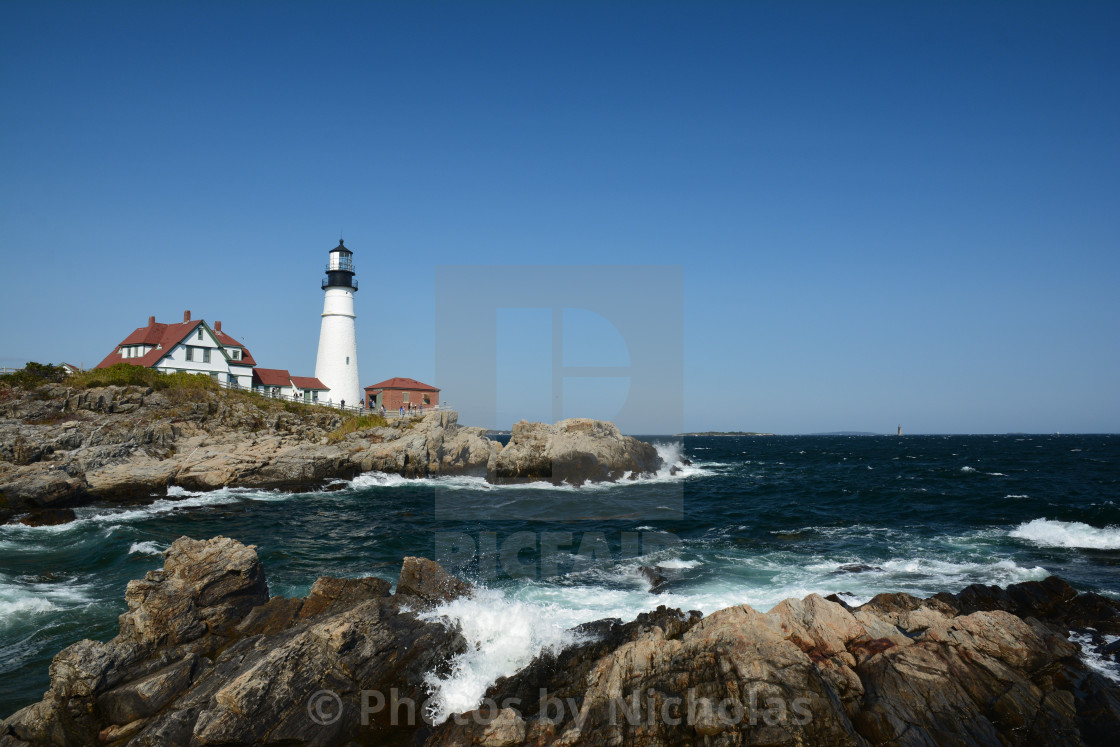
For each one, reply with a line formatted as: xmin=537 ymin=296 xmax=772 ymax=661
xmin=314 ymin=239 xmax=361 ymax=408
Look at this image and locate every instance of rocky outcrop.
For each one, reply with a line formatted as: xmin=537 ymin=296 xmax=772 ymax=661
xmin=3 ymin=536 xmax=1119 ymax=747
xmin=0 ymin=536 xmax=471 ymax=747
xmin=1 ymin=384 xmax=660 ymax=521
xmin=396 ymin=556 xmax=474 ymax=608
xmin=488 ymin=419 xmax=661 ymax=485
xmin=356 ymin=411 xmax=500 ymax=479
xmin=428 ymin=578 xmax=1120 ymax=747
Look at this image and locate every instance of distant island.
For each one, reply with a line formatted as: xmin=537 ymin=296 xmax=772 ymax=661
xmin=677 ymin=431 xmax=775 ymax=437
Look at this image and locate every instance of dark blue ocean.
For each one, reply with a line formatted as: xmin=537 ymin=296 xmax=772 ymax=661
xmin=2 ymin=434 xmax=1118 ymax=719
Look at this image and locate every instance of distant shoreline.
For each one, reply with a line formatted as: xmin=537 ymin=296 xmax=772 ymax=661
xmin=677 ymin=431 xmax=775 ymax=437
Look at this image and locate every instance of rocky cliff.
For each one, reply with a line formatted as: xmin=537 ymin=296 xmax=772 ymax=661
xmin=3 ymin=537 xmax=1118 ymax=746
xmin=0 ymin=384 xmax=662 ymax=523
xmin=0 ymin=537 xmax=472 ymax=746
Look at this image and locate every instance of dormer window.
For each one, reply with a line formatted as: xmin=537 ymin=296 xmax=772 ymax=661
xmin=230 ymin=349 xmax=241 ymax=360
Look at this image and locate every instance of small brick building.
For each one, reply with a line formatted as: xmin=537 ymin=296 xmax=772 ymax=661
xmin=364 ymin=377 xmax=440 ymax=412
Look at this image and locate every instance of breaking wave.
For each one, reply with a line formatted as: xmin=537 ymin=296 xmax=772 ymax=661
xmin=1009 ymin=519 xmax=1120 ymax=550
xmin=419 ymin=589 xmax=581 ymax=724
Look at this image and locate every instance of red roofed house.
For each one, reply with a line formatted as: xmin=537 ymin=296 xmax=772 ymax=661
xmin=290 ymin=376 xmax=330 ymax=404
xmin=252 ymin=368 xmax=295 ymax=399
xmin=96 ymin=311 xmax=257 ymax=387
xmin=251 ymin=368 xmax=330 ymax=404
xmin=364 ymin=377 xmax=440 ymax=412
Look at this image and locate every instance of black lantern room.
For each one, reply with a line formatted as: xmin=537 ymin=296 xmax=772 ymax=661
xmin=323 ymin=239 xmax=358 ymax=291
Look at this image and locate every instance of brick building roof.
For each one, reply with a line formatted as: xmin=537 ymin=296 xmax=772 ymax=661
xmin=290 ymin=376 xmax=328 ymax=390
xmin=364 ymin=377 xmax=439 ymax=392
xmin=252 ymin=368 xmax=293 ymax=387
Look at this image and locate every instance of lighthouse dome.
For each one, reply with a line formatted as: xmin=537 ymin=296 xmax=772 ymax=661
xmin=328 ymin=239 xmax=354 ymax=271
xmin=323 ymin=239 xmax=357 ymax=290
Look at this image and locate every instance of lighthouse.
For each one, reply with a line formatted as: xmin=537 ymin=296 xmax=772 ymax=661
xmin=314 ymin=239 xmax=361 ymax=407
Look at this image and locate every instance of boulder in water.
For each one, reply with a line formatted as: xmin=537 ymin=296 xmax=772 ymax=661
xmin=639 ymin=565 xmax=669 ymax=593
xmin=488 ymin=419 xmax=661 ymax=485
xmin=16 ymin=507 xmax=76 ymax=526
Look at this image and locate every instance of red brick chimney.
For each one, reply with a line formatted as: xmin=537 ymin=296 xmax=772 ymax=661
xmin=148 ymin=315 xmax=156 ymax=327
xmin=183 ymin=310 xmax=191 ymax=322
xmin=215 ymin=320 xmax=222 ymax=332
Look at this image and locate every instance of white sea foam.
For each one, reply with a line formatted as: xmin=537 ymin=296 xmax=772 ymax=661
xmin=960 ymin=466 xmax=977 ymax=473
xmin=1010 ymin=519 xmax=1120 ymax=550
xmin=1004 ymin=494 xmax=1029 ymax=499
xmin=344 ymin=441 xmax=716 ymax=494
xmin=129 ymin=541 xmax=166 ymax=556
xmin=347 ymin=472 xmax=491 ymax=491
xmin=1068 ymin=631 xmax=1120 ymax=683
xmin=419 ymin=588 xmax=582 ymax=723
xmin=0 ymin=574 xmax=93 ymax=625
xmin=0 ymin=488 xmax=295 ymax=542
xmin=656 ymin=558 xmax=701 ymax=570
xmin=876 ymin=557 xmax=1047 ymax=586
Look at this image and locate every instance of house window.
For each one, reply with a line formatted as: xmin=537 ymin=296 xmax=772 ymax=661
xmin=185 ymin=347 xmax=194 ymax=361
xmin=423 ymin=394 xmax=431 ymax=405
xmin=197 ymin=329 xmax=203 ymax=341
xmin=209 ymin=372 xmax=219 ymax=381
xmin=203 ymin=348 xmax=211 ymax=363
xmin=346 ymin=356 xmax=350 ymax=365
xmin=230 ymin=349 xmax=240 ymax=360
xmin=402 ymin=392 xmax=409 ymax=403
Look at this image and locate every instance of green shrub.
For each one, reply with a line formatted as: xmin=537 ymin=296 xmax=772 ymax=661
xmin=0 ymin=362 xmax=68 ymax=389
xmin=67 ymin=364 xmax=219 ymax=392
xmin=327 ymin=413 xmax=388 ymax=442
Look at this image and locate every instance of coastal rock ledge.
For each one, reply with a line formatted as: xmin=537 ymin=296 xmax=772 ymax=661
xmin=0 ymin=382 xmax=664 ymax=522
xmin=4 ymin=537 xmax=1120 ymax=747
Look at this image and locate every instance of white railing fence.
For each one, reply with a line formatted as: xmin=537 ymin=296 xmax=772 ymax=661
xmin=215 ymin=378 xmax=447 ymax=418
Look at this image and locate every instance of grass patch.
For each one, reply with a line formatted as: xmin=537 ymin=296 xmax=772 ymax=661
xmin=327 ymin=413 xmax=388 ymax=443
xmin=67 ymin=363 xmax=221 ymax=391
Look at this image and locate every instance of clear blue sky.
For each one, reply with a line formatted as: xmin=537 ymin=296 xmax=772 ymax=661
xmin=1 ymin=1 xmax=1117 ymax=433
